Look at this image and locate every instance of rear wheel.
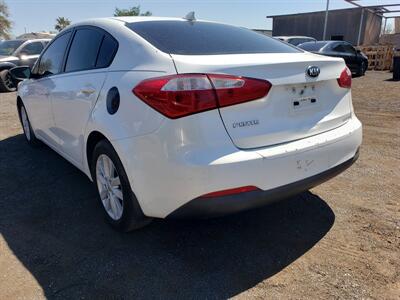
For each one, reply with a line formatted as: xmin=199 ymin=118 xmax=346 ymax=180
xmin=0 ymin=69 xmax=16 ymax=92
xmin=357 ymin=61 xmax=366 ymax=77
xmin=92 ymin=140 xmax=152 ymax=232
xmin=18 ymin=104 xmax=40 ymax=146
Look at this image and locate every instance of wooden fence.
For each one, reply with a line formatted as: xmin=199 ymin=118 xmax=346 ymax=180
xmin=357 ymin=45 xmax=396 ymax=71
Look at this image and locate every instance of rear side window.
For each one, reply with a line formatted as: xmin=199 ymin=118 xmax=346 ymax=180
xmin=96 ymin=35 xmax=118 ymax=68
xmin=65 ymin=28 xmax=103 ymax=72
xmin=332 ymin=44 xmax=346 ymax=53
xmin=38 ymin=32 xmax=71 ymax=76
xmin=342 ymin=44 xmax=356 ymax=54
xmin=127 ymin=21 xmax=300 ymax=55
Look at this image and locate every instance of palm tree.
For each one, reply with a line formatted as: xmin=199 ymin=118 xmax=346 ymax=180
xmin=0 ymin=1 xmax=11 ymax=39
xmin=55 ymin=17 xmax=71 ymax=32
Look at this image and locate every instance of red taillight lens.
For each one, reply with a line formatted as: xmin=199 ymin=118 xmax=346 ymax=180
xmin=132 ymin=74 xmax=217 ymax=119
xmin=201 ymin=186 xmax=260 ymax=198
xmin=133 ymin=74 xmax=271 ymax=119
xmin=208 ymin=74 xmax=271 ymax=107
xmin=337 ymin=67 xmax=352 ymax=89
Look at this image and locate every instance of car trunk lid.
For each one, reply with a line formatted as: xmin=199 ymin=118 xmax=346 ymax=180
xmin=171 ymin=52 xmax=352 ymax=149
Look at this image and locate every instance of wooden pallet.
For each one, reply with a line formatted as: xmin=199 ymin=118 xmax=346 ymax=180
xmin=358 ymin=45 xmax=395 ymax=71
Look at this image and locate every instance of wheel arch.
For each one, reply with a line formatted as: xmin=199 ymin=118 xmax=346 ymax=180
xmin=17 ymin=96 xmax=23 ymax=108
xmin=0 ymin=62 xmax=17 ymax=72
xmin=86 ymin=130 xmax=109 ymax=177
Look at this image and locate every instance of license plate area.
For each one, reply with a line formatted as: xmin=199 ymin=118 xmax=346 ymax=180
xmin=287 ymin=84 xmax=320 ymax=114
xmin=292 ymin=97 xmax=318 ymax=110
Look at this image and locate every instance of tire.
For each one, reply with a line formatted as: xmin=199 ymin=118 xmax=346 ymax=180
xmin=362 ymin=61 xmax=367 ymax=75
xmin=18 ymin=103 xmax=41 ymax=147
xmin=357 ymin=62 xmax=366 ymax=77
xmin=0 ymin=69 xmax=17 ymax=92
xmin=91 ymin=140 xmax=152 ymax=232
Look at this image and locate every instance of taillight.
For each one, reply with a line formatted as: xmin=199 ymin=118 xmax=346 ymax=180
xmin=200 ymin=186 xmax=260 ymax=198
xmin=133 ymin=74 xmax=271 ymax=119
xmin=337 ymin=67 xmax=352 ymax=89
xmin=208 ymin=74 xmax=271 ymax=107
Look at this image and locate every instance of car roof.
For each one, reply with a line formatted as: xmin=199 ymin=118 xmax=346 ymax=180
xmin=0 ymin=39 xmax=26 ymax=42
xmin=308 ymin=40 xmax=352 ymax=44
xmin=112 ymin=16 xmax=187 ymax=23
xmin=63 ymin=16 xmax=227 ymax=32
xmin=0 ymin=38 xmax=51 ymax=42
xmin=274 ymin=36 xmax=315 ymax=39
xmin=299 ymin=41 xmax=334 ymax=46
xmin=25 ymin=39 xmax=52 ymax=42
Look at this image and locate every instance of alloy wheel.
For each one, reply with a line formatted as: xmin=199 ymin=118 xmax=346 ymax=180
xmin=96 ymin=154 xmax=124 ymax=220
xmin=4 ymin=71 xmax=15 ymax=91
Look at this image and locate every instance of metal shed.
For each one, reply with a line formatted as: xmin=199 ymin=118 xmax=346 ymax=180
xmin=268 ymin=7 xmax=382 ymax=45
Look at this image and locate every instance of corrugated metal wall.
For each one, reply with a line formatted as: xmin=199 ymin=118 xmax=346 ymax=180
xmin=272 ymin=8 xmax=382 ymax=45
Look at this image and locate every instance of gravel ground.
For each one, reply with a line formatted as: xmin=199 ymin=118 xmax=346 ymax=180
xmin=0 ymin=71 xmax=399 ymax=299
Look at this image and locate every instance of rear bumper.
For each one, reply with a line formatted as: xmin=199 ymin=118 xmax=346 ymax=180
xmin=167 ymin=149 xmax=359 ymax=219
xmin=112 ymin=113 xmax=362 ymax=219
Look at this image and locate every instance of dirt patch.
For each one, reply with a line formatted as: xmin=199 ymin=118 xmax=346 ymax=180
xmin=0 ymin=71 xmax=399 ymax=299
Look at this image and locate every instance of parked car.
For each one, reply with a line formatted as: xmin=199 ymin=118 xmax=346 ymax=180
xmin=298 ymin=41 xmax=368 ymax=77
xmin=274 ymin=36 xmax=316 ymax=46
xmin=11 ymin=17 xmax=362 ymax=231
xmin=0 ymin=39 xmax=51 ymax=92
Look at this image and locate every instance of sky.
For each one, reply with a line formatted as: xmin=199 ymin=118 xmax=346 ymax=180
xmin=6 ymin=0 xmax=399 ymax=37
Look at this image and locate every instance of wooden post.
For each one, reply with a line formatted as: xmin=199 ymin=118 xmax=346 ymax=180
xmin=395 ymin=18 xmax=400 ymax=34
xmin=383 ymin=18 xmax=387 ymax=34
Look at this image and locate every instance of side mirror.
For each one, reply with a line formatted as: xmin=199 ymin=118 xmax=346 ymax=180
xmin=356 ymin=49 xmax=361 ymax=54
xmin=9 ymin=66 xmax=32 ymax=81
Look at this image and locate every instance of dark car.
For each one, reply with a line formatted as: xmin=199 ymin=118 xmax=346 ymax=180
xmin=0 ymin=39 xmax=51 ymax=92
xmin=274 ymin=36 xmax=317 ymax=46
xmin=298 ymin=41 xmax=368 ymax=77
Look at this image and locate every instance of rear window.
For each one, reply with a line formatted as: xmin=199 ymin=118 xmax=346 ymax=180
xmin=127 ymin=21 xmax=301 ymax=55
xmin=288 ymin=38 xmax=315 ymax=46
xmin=298 ymin=42 xmax=328 ymax=52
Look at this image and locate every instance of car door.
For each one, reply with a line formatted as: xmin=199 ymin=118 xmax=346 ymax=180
xmin=50 ymin=26 xmax=118 ymax=166
xmin=23 ymin=32 xmax=72 ymax=149
xmin=16 ymin=41 xmax=45 ymax=68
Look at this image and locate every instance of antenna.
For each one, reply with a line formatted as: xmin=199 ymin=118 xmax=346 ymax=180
xmin=183 ymin=11 xmax=196 ymax=22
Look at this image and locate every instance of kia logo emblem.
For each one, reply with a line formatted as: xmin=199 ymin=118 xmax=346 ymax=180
xmin=306 ymin=66 xmax=320 ymax=78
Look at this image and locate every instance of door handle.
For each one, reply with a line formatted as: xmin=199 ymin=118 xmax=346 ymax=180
xmin=80 ymin=88 xmax=96 ymax=95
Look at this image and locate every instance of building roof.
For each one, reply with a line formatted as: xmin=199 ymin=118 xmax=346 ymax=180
xmin=16 ymin=32 xmax=56 ymax=39
xmin=267 ymin=7 xmax=362 ymax=18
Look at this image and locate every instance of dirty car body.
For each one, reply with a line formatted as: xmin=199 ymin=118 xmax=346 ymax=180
xmin=15 ymin=17 xmax=362 ymax=230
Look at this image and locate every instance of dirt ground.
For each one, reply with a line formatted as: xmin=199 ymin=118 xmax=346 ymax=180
xmin=0 ymin=71 xmax=399 ymax=299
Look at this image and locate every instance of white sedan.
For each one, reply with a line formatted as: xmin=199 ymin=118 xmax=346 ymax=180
xmin=11 ymin=17 xmax=362 ymax=231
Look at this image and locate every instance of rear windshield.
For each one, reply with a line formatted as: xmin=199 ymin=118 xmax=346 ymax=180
xmin=298 ymin=42 xmax=328 ymax=51
xmin=288 ymin=38 xmax=315 ymax=46
xmin=127 ymin=21 xmax=301 ymax=55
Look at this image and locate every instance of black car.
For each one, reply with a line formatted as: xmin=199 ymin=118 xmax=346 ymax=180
xmin=274 ymin=36 xmax=317 ymax=46
xmin=298 ymin=41 xmax=368 ymax=77
xmin=0 ymin=39 xmax=51 ymax=92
